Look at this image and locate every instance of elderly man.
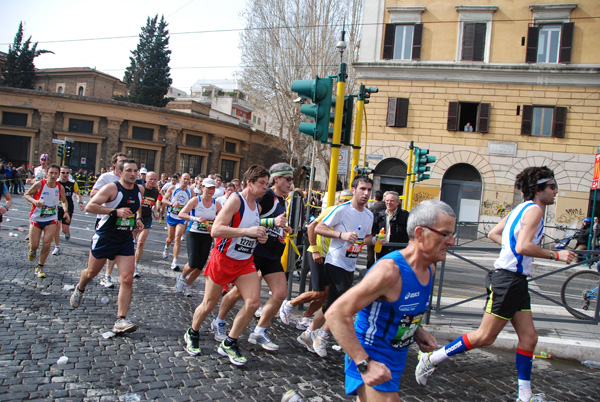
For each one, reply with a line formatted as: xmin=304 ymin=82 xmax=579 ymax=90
xmin=326 ymin=200 xmax=455 ymax=401
xmin=372 ymin=191 xmax=410 ymax=260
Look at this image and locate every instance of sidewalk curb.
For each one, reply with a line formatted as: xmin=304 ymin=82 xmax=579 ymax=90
xmin=425 ymin=325 xmax=600 ymax=362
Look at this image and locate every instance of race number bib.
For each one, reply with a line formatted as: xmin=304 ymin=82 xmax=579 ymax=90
xmin=142 ymin=197 xmax=156 ymax=207
xmin=196 ymin=219 xmax=213 ymax=232
xmin=171 ymin=205 xmax=183 ymax=215
xmin=390 ymin=313 xmax=424 ymax=348
xmin=234 ymin=236 xmax=257 ymax=254
xmin=345 ymin=239 xmax=365 ymax=258
xmin=40 ymin=205 xmax=56 ymax=216
xmin=116 ymin=215 xmax=136 ymax=231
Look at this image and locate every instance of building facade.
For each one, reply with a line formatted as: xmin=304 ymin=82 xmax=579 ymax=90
xmin=355 ymin=0 xmax=600 ymax=236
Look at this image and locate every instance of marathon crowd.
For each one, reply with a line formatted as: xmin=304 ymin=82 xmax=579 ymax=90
xmin=0 ymin=151 xmax=573 ymax=402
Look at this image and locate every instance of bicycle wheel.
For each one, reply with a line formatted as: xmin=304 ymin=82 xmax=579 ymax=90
xmin=560 ymin=270 xmax=599 ymax=320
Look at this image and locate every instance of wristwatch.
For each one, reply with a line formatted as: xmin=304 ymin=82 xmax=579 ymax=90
xmin=356 ymin=357 xmax=371 ymax=373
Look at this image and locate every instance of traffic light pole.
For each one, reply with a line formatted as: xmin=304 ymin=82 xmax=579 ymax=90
xmin=326 ymin=62 xmax=347 ymax=208
xmin=400 ymin=141 xmax=414 ymax=211
xmin=349 ymin=85 xmax=365 ymax=186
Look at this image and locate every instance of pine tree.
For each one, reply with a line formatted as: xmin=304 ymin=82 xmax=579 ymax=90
xmin=0 ymin=22 xmax=52 ymax=89
xmin=123 ymin=15 xmax=173 ymax=107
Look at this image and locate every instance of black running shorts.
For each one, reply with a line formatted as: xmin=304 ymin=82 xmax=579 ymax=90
xmin=484 ymin=269 xmax=531 ymax=320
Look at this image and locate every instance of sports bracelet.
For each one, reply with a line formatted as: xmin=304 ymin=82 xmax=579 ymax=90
xmin=554 ymin=251 xmax=559 ymax=261
xmin=338 ymin=231 xmax=342 ymax=239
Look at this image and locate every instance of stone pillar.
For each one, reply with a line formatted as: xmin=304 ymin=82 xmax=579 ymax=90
xmin=106 ymin=119 xmax=124 ymax=163
xmin=38 ymin=110 xmax=56 ymax=164
xmin=164 ymin=128 xmax=181 ymax=174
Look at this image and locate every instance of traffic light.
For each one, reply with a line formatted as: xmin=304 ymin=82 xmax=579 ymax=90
xmin=65 ymin=146 xmax=73 ymax=159
xmin=57 ymin=144 xmax=65 ymax=158
xmin=291 ymin=76 xmax=333 ymax=142
xmin=359 ymin=86 xmax=378 ymax=104
xmin=413 ymin=147 xmax=436 ymax=182
xmin=302 ymin=165 xmax=311 ymax=182
xmin=329 ymin=96 xmax=354 ymax=146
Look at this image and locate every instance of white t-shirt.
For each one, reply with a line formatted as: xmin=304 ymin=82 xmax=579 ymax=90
xmin=213 ymin=186 xmax=225 ymax=199
xmin=215 ymin=195 xmax=228 ymax=206
xmin=93 ymin=172 xmax=119 ymax=191
xmin=322 ymin=201 xmax=374 ymax=272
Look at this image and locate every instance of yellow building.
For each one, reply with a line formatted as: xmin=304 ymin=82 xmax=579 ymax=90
xmin=356 ymin=0 xmax=600 ymax=237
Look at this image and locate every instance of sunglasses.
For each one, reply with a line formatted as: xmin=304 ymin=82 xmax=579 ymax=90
xmin=60 ymin=172 xmax=69 ymax=175
xmin=423 ymin=226 xmax=456 ymax=239
xmin=280 ymin=176 xmax=294 ymax=182
xmin=547 ymin=183 xmax=558 ymax=190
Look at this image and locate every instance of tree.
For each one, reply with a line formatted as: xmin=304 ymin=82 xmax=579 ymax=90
xmin=122 ymin=15 xmax=173 ymax=107
xmin=0 ymin=22 xmax=52 ymax=89
xmin=238 ymin=0 xmax=363 ymax=179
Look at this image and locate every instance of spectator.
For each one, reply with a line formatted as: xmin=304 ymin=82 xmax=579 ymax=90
xmin=372 ymin=191 xmax=410 ymax=259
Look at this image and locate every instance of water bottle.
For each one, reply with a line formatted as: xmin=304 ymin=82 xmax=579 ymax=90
xmin=100 ymin=296 xmax=109 ymax=305
xmin=374 ymin=228 xmax=385 ymax=253
xmin=281 ymin=390 xmax=304 ymax=402
xmin=581 ymin=360 xmax=600 ymax=368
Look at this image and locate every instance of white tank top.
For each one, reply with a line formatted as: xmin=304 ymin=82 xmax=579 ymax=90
xmin=29 ymin=180 xmax=61 ymax=222
xmin=189 ymin=197 xmax=218 ymax=234
xmin=169 ymin=185 xmax=191 ymax=220
xmin=215 ymin=193 xmax=260 ymax=260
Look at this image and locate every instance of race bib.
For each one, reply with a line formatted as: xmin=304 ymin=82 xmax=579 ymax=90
xmin=116 ymin=215 xmax=136 ymax=231
xmin=345 ymin=239 xmax=365 ymax=258
xmin=171 ymin=206 xmax=183 ymax=214
xmin=234 ymin=236 xmax=257 ymax=254
xmin=142 ymin=197 xmax=156 ymax=207
xmin=196 ymin=219 xmax=213 ymax=231
xmin=40 ymin=205 xmax=56 ymax=216
xmin=390 ymin=313 xmax=424 ymax=349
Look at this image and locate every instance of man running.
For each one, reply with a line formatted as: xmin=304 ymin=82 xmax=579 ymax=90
xmin=70 ymin=159 xmax=144 ymax=334
xmin=183 ymin=165 xmax=269 ymax=366
xmin=133 ymin=171 xmax=160 ymax=278
xmin=326 ymin=200 xmax=453 ymax=401
xmin=31 ymin=154 xmax=49 ymax=183
xmin=52 ymin=166 xmax=84 ymax=255
xmin=162 ymin=173 xmax=192 ymax=271
xmin=415 ymin=167 xmax=576 ymax=402
xmin=24 ymin=164 xmax=70 ymax=278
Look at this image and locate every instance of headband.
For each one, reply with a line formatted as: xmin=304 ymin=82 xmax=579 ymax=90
xmin=532 ymin=177 xmax=554 ymax=186
xmin=272 ymin=169 xmax=293 ymax=177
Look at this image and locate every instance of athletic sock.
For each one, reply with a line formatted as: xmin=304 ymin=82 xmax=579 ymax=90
xmin=224 ymin=336 xmax=238 ymax=347
xmin=430 ymin=334 xmax=473 ymax=365
xmin=516 ymin=348 xmax=533 ymax=401
xmin=253 ymin=326 xmax=266 ymax=334
xmin=213 ymin=317 xmax=225 ymax=325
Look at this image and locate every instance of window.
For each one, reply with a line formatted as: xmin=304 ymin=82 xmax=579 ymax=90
xmin=78 ymin=86 xmax=84 ymax=96
xmin=220 ymin=159 xmax=237 ymax=181
xmin=68 ymin=118 xmax=94 ymax=134
xmin=125 ymin=147 xmax=156 ymax=171
xmin=447 ymin=102 xmax=491 ymax=133
xmin=225 ymin=141 xmax=237 ymax=153
xmin=521 ymin=105 xmax=567 ymax=138
xmin=2 ymin=111 xmax=28 ymax=127
xmin=57 ymin=86 xmax=64 ymax=94
xmin=526 ymin=23 xmax=573 ymax=64
xmin=180 ymin=154 xmax=204 ymax=176
xmin=383 ymin=24 xmax=422 ymax=60
xmin=386 ymin=98 xmax=409 ymax=127
xmin=131 ymin=126 xmax=154 ymax=141
xmin=461 ymin=23 xmax=486 ymax=61
xmin=185 ymin=134 xmax=203 ymax=148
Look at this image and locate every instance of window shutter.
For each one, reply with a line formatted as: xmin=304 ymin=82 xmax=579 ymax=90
xmin=552 ymin=106 xmax=567 ymax=138
xmin=383 ymin=24 xmax=395 ymax=60
xmin=387 ymin=98 xmax=398 ymax=126
xmin=461 ymin=23 xmax=475 ymax=61
xmin=525 ymin=26 xmax=539 ymax=63
xmin=412 ymin=24 xmax=423 ymax=61
xmin=478 ymin=103 xmax=491 ymax=133
xmin=447 ymin=102 xmax=459 ymax=131
xmin=473 ymin=23 xmax=486 ymax=61
xmin=397 ymin=98 xmax=409 ymax=127
xmin=521 ymin=105 xmax=533 ymax=135
xmin=559 ymin=22 xmax=574 ymax=64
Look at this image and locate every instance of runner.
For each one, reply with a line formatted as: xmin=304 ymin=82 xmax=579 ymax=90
xmin=176 ymin=178 xmax=222 ymax=296
xmin=414 ymin=167 xmax=576 ymax=402
xmin=183 ymin=165 xmax=269 ymax=366
xmin=211 ymin=163 xmax=293 ymax=350
xmin=216 ymin=182 xmax=235 ymax=206
xmin=52 ymin=166 xmax=84 ymax=255
xmin=162 ymin=173 xmax=192 ymax=271
xmin=70 ymin=159 xmax=144 ymax=334
xmin=24 ymin=164 xmax=70 ymax=278
xmin=0 ymin=176 xmax=13 ymax=230
xmin=326 ymin=200 xmax=454 ymax=402
xmin=32 ymin=154 xmax=49 ymax=183
xmin=133 ymin=171 xmax=160 ymax=278
xmin=158 ymin=174 xmax=178 ymax=223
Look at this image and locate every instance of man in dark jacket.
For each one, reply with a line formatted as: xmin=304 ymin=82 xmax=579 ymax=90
xmin=366 ymin=190 xmax=386 ymax=269
xmin=372 ymin=191 xmax=410 ymax=259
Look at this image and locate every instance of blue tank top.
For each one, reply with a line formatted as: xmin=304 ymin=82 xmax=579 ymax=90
xmin=353 ymin=251 xmax=432 ymax=371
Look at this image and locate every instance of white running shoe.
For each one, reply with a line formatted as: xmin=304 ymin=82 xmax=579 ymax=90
xmin=297 ymin=331 xmax=314 ymax=353
xmin=311 ymin=330 xmax=328 ymax=358
xmin=248 ymin=330 xmax=279 ymax=351
xmin=279 ymin=300 xmax=293 ymax=325
xmin=254 ymin=306 xmax=263 ymax=318
xmin=415 ymin=351 xmax=436 ymax=386
xmin=175 ymin=274 xmax=185 ymax=293
xmin=170 ymin=260 xmax=180 ymax=271
xmin=296 ymin=316 xmax=312 ymax=330
xmin=210 ymin=319 xmax=227 ymax=342
xmin=182 ymin=282 xmax=192 ymax=297
xmin=100 ymin=275 xmax=114 ymax=289
xmin=517 ymin=394 xmax=547 ymax=402
xmin=162 ymin=246 xmax=169 ymax=259
xmin=52 ymin=246 xmax=60 ymax=256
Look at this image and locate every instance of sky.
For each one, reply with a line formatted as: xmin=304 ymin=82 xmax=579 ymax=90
xmin=0 ymin=0 xmax=248 ymax=92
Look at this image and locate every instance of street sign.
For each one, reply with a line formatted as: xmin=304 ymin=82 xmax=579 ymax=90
xmin=65 ymin=137 xmax=75 ymax=143
xmin=366 ymin=154 xmax=383 ymax=160
xmin=338 ymin=148 xmax=349 ymax=175
xmin=52 ymin=139 xmax=66 ymax=145
xmin=592 ymin=153 xmax=600 ymax=189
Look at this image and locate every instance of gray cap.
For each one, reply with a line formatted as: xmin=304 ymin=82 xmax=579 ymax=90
xmin=202 ymin=178 xmax=216 ymax=187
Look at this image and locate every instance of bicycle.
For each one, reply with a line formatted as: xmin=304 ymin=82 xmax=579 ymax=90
xmin=560 ymin=262 xmax=599 ymax=320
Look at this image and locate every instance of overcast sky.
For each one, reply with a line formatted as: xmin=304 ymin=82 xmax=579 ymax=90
xmin=0 ymin=0 xmax=247 ymax=92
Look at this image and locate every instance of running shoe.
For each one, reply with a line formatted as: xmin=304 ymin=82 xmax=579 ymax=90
xmin=112 ymin=318 xmax=138 ymax=334
xmin=415 ymin=351 xmax=436 ymax=386
xmin=297 ymin=331 xmax=314 ymax=353
xmin=133 ymin=269 xmax=140 ymax=279
xmin=34 ymin=264 xmax=46 ymax=278
xmin=64 ymin=232 xmax=70 ymax=240
xmin=184 ymin=328 xmax=201 ymax=356
xmin=254 ymin=305 xmax=263 ymax=318
xmin=162 ymin=246 xmax=169 ymax=259
xmin=170 ymin=261 xmax=180 ymax=271
xmin=279 ymin=300 xmax=294 ymax=325
xmin=27 ymin=249 xmax=36 ymax=261
xmin=210 ymin=319 xmax=227 ymax=342
xmin=175 ymin=274 xmax=186 ymax=293
xmin=248 ymin=330 xmax=279 ymax=351
xmin=100 ymin=275 xmax=114 ymax=288
xmin=312 ymin=330 xmax=328 ymax=358
xmin=70 ymin=287 xmax=84 ymax=308
xmin=218 ymin=340 xmax=247 ymax=366
xmin=296 ymin=317 xmax=312 ymax=330
xmin=517 ymin=394 xmax=547 ymax=402
xmin=183 ymin=282 xmax=192 ymax=297
xmin=52 ymin=246 xmax=60 ymax=256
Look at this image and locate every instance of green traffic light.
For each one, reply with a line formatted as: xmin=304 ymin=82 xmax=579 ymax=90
xmin=292 ymin=76 xmax=333 ymax=141
xmin=413 ymin=147 xmax=436 ymax=182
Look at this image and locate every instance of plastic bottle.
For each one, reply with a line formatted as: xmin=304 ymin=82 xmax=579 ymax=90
xmin=100 ymin=296 xmax=110 ymax=305
xmin=581 ymin=360 xmax=600 ymax=368
xmin=57 ymin=356 xmax=68 ymax=365
xmin=281 ymin=390 xmax=304 ymax=402
xmin=374 ymin=228 xmax=385 ymax=253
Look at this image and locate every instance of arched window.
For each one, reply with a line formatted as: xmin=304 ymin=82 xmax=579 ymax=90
xmin=78 ymin=86 xmax=84 ymax=96
xmin=57 ymin=86 xmax=64 ymax=94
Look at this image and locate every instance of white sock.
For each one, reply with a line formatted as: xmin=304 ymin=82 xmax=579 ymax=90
xmin=172 ymin=258 xmax=177 ymax=265
xmin=213 ymin=317 xmax=225 ymax=324
xmin=254 ymin=326 xmax=266 ymax=334
xmin=518 ymin=380 xmax=532 ymax=401
xmin=317 ymin=328 xmax=328 ymax=338
xmin=430 ymin=347 xmax=449 ymax=366
xmin=135 ymin=263 xmax=138 ymax=270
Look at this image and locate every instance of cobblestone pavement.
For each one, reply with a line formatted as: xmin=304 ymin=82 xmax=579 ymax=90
xmin=0 ymin=235 xmax=598 ymax=402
